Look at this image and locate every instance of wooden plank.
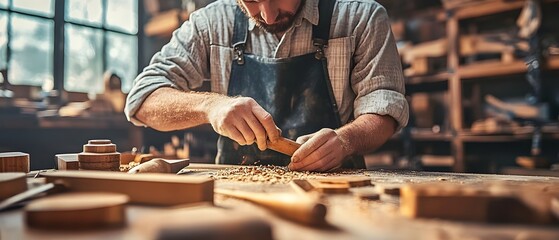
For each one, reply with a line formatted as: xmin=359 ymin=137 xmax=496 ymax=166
xmin=41 ymin=171 xmax=214 ymax=206
xmin=0 ymin=152 xmax=30 ymax=173
xmin=0 ymin=173 xmax=27 ymax=200
xmin=55 ymin=154 xmax=79 ymax=170
xmin=459 ymin=60 xmax=527 ymax=79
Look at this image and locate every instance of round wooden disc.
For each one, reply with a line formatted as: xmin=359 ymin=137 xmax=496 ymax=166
xmin=25 ymin=192 xmax=129 ymax=230
xmin=0 ymin=152 xmax=30 ymax=173
xmin=88 ymin=139 xmax=112 ymax=145
xmin=83 ymin=143 xmax=117 ymax=153
xmin=78 ymin=152 xmax=120 ymax=163
xmin=0 ymin=172 xmax=27 ymax=200
xmin=79 ymin=161 xmax=121 ymax=171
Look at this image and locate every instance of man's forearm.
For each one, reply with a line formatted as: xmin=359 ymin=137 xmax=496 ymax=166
xmin=335 ymin=114 xmax=397 ymax=156
xmin=135 ymin=87 xmax=226 ymax=131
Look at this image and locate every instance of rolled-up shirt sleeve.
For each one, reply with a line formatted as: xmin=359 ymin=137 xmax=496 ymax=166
xmin=125 ymin=11 xmax=210 ymax=126
xmin=351 ymin=5 xmax=409 ymax=130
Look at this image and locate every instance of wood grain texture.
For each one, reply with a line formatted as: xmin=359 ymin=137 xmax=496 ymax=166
xmin=42 ymin=171 xmax=214 ymax=206
xmin=83 ymin=144 xmax=117 ymax=153
xmin=132 ymin=204 xmax=273 ymax=240
xmin=25 ymin=192 xmax=128 ymax=230
xmin=0 ymin=173 xmax=27 ymax=200
xmin=55 ymin=154 xmax=79 ymax=171
xmin=0 ymin=152 xmax=30 ymax=173
xmin=216 ymin=189 xmax=326 ymax=226
xmin=267 ymin=137 xmax=301 ymax=156
xmin=128 ymin=159 xmax=189 ymax=174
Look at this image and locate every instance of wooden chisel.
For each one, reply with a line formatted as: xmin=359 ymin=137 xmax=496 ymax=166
xmin=266 ymin=137 xmax=301 ymax=156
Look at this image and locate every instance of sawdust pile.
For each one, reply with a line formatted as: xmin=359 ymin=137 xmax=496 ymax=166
xmin=211 ymin=165 xmax=363 ymax=184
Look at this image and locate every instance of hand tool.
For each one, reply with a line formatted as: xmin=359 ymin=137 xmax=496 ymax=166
xmin=128 ymin=158 xmax=189 ymax=174
xmin=215 ymin=188 xmax=326 ymax=226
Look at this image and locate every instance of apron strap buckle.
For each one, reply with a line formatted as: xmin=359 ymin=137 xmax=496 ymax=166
xmin=233 ymin=43 xmax=246 ymax=65
xmin=313 ymin=38 xmax=327 ymax=60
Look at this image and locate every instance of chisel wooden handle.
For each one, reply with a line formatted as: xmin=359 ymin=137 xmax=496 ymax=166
xmin=215 ymin=189 xmax=326 ymax=226
xmin=267 ymin=137 xmax=301 ymax=156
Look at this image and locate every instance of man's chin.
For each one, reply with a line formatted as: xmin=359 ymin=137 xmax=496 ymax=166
xmin=256 ymin=22 xmax=293 ymax=34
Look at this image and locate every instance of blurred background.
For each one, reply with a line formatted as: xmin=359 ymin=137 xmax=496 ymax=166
xmin=0 ymin=0 xmax=558 ymax=175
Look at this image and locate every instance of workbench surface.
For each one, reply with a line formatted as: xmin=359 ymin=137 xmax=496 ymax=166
xmin=1 ymin=165 xmax=559 ymax=240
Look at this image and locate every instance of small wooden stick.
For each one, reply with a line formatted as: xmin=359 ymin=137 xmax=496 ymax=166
xmin=267 ymin=137 xmax=301 ymax=156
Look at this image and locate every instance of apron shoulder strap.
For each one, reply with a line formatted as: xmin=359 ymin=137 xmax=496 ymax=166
xmin=312 ymin=0 xmax=337 ymax=46
xmin=232 ymin=7 xmax=248 ymax=50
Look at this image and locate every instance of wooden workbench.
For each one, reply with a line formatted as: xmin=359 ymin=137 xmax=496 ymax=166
xmin=1 ymin=165 xmax=559 ymax=240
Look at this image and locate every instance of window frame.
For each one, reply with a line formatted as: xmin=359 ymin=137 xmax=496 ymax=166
xmin=0 ymin=0 xmax=141 ymax=96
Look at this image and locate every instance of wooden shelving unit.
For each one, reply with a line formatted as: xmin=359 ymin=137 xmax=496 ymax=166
xmin=388 ymin=0 xmax=559 ymax=172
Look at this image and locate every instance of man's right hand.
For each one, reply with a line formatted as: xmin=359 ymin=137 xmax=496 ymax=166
xmin=207 ymin=97 xmax=281 ymax=151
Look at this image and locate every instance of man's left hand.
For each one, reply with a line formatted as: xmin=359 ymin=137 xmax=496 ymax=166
xmin=288 ymin=128 xmax=349 ymax=172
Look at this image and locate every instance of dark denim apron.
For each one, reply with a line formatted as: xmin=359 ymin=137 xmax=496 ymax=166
xmin=216 ymin=0 xmax=364 ymax=168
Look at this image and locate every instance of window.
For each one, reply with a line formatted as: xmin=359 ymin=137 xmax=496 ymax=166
xmin=0 ymin=0 xmax=138 ymax=94
xmin=12 ymin=0 xmax=54 ymax=17
xmin=64 ymin=24 xmax=103 ymax=93
xmin=0 ymin=11 xmax=7 ymax=71
xmin=9 ymin=14 xmax=54 ymax=86
xmin=64 ymin=0 xmax=138 ymax=93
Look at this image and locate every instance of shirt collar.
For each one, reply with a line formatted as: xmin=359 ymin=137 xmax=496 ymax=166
xmin=247 ymin=0 xmax=319 ymax=31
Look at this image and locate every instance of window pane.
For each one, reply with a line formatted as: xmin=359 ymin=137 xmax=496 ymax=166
xmin=0 ymin=0 xmax=7 ymax=9
xmin=9 ymin=14 xmax=53 ymax=86
xmin=0 ymin=11 xmax=7 ymax=71
xmin=64 ymin=24 xmax=103 ymax=93
xmin=66 ymin=0 xmax=102 ymax=26
xmin=105 ymin=0 xmax=137 ymax=34
xmin=106 ymin=32 xmax=137 ymax=93
xmin=12 ymin=0 xmax=54 ymax=17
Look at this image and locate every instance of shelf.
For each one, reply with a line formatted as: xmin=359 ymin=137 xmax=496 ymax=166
xmin=458 ymin=56 xmax=559 ymax=80
xmin=440 ymin=0 xmax=559 ymax=20
xmin=458 ymin=59 xmax=527 ymax=80
xmin=412 ymin=131 xmax=453 ymax=141
xmin=460 ymin=128 xmax=559 ymax=142
xmin=405 ymin=72 xmax=450 ymax=85
xmin=144 ymin=9 xmax=191 ymax=37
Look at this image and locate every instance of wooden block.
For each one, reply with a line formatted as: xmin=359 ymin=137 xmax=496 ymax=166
xmin=41 ymin=171 xmax=213 ymax=206
xmin=88 ymin=139 xmax=112 ymax=144
xmin=78 ymin=152 xmax=120 ymax=163
xmin=133 ymin=204 xmax=273 ymax=240
xmin=55 ymin=154 xmax=79 ymax=170
xmin=135 ymin=154 xmax=155 ymax=163
xmin=382 ymin=186 xmax=401 ymax=196
xmin=0 ymin=172 xmax=27 ymax=200
xmin=79 ymin=161 xmax=120 ymax=171
xmin=83 ymin=143 xmax=117 ymax=153
xmin=0 ymin=152 xmax=30 ymax=173
xmin=128 ymin=158 xmax=189 ymax=174
xmin=352 ymin=188 xmax=380 ymax=201
xmin=400 ymin=183 xmax=556 ymax=224
xmin=120 ymin=152 xmax=137 ymax=165
xmin=307 ymin=180 xmax=350 ymax=194
xmin=313 ymin=176 xmax=372 ymax=187
xmin=267 ymin=137 xmax=301 ymax=156
xmin=25 ymin=192 xmax=128 ymax=230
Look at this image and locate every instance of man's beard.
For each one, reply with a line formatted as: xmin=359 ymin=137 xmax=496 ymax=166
xmin=237 ymin=0 xmax=305 ymax=34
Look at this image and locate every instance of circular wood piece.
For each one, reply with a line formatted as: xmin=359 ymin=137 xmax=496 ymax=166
xmin=83 ymin=143 xmax=117 ymax=153
xmin=88 ymin=139 xmax=112 ymax=145
xmin=0 ymin=172 xmax=27 ymax=200
xmin=79 ymin=161 xmax=121 ymax=171
xmin=25 ymin=192 xmax=129 ymax=230
xmin=0 ymin=152 xmax=30 ymax=173
xmin=78 ymin=152 xmax=120 ymax=163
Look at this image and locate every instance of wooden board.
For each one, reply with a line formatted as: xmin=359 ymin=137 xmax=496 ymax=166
xmin=400 ymin=182 xmax=556 ymax=224
xmin=56 ymin=154 xmax=79 ymax=171
xmin=132 ymin=204 xmax=273 ymax=240
xmin=25 ymin=192 xmax=128 ymax=230
xmin=0 ymin=152 xmax=30 ymax=173
xmin=41 ymin=171 xmax=213 ymax=206
xmin=0 ymin=173 xmax=27 ymax=200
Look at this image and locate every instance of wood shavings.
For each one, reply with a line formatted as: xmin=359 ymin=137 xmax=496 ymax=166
xmin=119 ymin=162 xmax=140 ymax=172
xmin=211 ymin=165 xmax=364 ymax=184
